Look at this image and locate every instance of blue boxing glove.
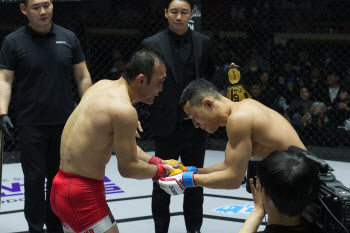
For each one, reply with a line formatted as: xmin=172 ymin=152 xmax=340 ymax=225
xmin=158 ymin=171 xmax=196 ymax=195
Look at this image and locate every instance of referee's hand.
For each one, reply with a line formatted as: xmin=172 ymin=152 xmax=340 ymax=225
xmin=0 ymin=114 xmax=14 ymax=140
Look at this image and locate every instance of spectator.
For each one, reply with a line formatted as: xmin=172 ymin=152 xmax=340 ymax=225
xmin=288 ymin=86 xmax=313 ymax=126
xmin=244 ymin=56 xmax=261 ymax=81
xmin=259 ymin=71 xmax=280 ymax=102
xmin=140 ymin=0 xmax=217 ymax=232
xmin=307 ymin=65 xmax=327 ymax=102
xmin=297 ymin=102 xmax=338 ymax=147
xmin=259 ymin=71 xmax=275 ymax=93
xmin=320 ymin=70 xmax=342 ymax=106
xmin=0 ymin=0 xmax=92 ymax=233
xmin=327 ymin=88 xmax=350 ymax=127
xmin=293 ymin=49 xmax=311 ymax=78
xmin=108 ymin=48 xmax=126 ymax=80
xmin=249 ymin=82 xmax=274 ymax=108
xmin=238 ymin=149 xmax=320 ymax=233
xmin=277 ymin=60 xmax=298 ymax=104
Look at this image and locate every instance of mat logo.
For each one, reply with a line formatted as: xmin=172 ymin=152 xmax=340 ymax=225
xmin=213 ymin=204 xmax=255 ymax=216
xmin=1 ymin=178 xmax=24 ymax=197
xmin=1 ymin=176 xmax=124 ymax=198
xmin=104 ymin=176 xmax=124 ymax=195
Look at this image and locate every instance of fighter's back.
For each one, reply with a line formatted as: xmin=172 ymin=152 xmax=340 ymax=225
xmin=229 ymin=98 xmax=306 ymax=157
xmin=60 ymin=79 xmax=134 ymax=180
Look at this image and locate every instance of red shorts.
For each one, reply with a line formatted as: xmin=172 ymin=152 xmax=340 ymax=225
xmin=50 ymin=168 xmax=115 ymax=233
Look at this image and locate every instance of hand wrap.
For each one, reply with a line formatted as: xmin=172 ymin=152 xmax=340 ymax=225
xmin=148 ymin=156 xmax=163 ymax=165
xmin=152 ymin=163 xmax=168 ymax=181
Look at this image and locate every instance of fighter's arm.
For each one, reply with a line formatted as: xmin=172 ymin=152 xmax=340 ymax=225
xmin=112 ymin=105 xmax=158 ymax=179
xmin=194 ymin=113 xmax=253 ymax=189
xmin=136 ymin=145 xmax=153 ymax=163
xmin=73 ymin=61 xmax=92 ymax=97
xmin=0 ymin=68 xmax=14 ymax=114
xmin=197 ymin=161 xmax=226 ymax=174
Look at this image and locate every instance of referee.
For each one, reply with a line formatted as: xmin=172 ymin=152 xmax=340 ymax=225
xmin=0 ymin=1 xmax=92 ymax=233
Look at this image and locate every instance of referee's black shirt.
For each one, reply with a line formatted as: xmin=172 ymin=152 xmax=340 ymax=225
xmin=0 ymin=23 xmax=85 ymax=126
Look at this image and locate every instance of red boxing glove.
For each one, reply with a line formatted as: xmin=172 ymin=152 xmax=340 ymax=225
xmin=149 ymin=156 xmax=163 ymax=165
xmin=152 ymin=163 xmax=168 ymax=181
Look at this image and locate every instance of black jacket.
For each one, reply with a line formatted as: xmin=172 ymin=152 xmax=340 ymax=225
xmin=141 ymin=29 xmax=216 ymax=137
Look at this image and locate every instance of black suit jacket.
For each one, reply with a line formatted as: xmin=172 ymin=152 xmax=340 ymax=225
xmin=141 ymin=29 xmax=216 ymax=137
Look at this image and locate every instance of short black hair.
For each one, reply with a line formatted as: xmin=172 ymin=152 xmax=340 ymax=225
xmin=257 ymin=151 xmax=320 ymax=217
xmin=179 ymin=79 xmax=221 ymax=107
xmin=22 ymin=0 xmax=51 ymax=6
xmin=165 ymin=0 xmax=194 ymax=10
xmin=122 ymin=49 xmax=164 ymax=85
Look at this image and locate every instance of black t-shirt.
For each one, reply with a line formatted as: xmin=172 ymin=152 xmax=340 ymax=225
xmin=0 ymin=23 xmax=85 ymax=126
xmin=255 ymin=224 xmax=314 ymax=233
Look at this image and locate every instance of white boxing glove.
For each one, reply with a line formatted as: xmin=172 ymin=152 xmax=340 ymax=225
xmin=158 ymin=171 xmax=196 ymax=195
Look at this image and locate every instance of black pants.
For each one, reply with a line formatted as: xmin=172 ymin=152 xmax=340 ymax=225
xmin=152 ymin=120 xmax=207 ymax=233
xmin=18 ymin=125 xmax=64 ymax=233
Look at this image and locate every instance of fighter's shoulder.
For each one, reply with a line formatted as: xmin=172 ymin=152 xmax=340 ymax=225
xmin=227 ymin=101 xmax=256 ymax=130
xmin=230 ymin=100 xmax=257 ymax=119
xmin=109 ymin=101 xmax=137 ymax=125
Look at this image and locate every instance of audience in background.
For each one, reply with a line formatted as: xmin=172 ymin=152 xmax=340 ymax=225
xmin=288 ymin=86 xmax=313 ymax=126
xmin=108 ymin=48 xmax=126 ymax=80
xmin=277 ymin=60 xmax=298 ymax=104
xmin=321 ymin=70 xmax=342 ymax=106
xmin=327 ymin=88 xmax=350 ymax=128
xmin=307 ymin=65 xmax=327 ymax=102
xmin=296 ymin=102 xmax=339 ymax=147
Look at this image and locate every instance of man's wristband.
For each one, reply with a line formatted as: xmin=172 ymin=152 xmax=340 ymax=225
xmin=183 ymin=172 xmax=196 ymax=187
xmin=186 ymin=166 xmax=198 ymax=174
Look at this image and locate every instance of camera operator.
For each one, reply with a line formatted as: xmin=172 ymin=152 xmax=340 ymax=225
xmin=238 ymin=150 xmax=320 ymax=233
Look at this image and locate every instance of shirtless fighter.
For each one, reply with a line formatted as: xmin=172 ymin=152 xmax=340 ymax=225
xmin=158 ymin=78 xmax=306 ymax=194
xmin=50 ymin=50 xmax=176 ymax=233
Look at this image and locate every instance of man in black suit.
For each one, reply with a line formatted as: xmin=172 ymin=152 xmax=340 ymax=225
xmin=140 ymin=0 xmax=217 ymax=232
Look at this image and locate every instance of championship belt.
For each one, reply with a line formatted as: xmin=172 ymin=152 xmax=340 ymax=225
xmin=224 ymin=65 xmax=252 ymax=102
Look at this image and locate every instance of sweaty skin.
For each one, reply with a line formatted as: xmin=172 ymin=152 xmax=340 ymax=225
xmin=184 ymin=97 xmax=306 ymax=190
xmin=60 ymin=69 xmax=166 ymax=180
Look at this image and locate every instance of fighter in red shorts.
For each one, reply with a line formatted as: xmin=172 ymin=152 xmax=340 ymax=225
xmin=51 ymin=169 xmax=115 ymax=233
xmin=51 ymin=51 xmax=178 ymax=233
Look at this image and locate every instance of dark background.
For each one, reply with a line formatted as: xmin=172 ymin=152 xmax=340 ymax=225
xmin=1 ymin=0 xmax=350 ymax=162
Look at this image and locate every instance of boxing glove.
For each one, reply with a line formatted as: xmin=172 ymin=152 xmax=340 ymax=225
xmin=158 ymin=171 xmax=196 ymax=195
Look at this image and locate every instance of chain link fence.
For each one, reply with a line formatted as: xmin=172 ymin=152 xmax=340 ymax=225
xmin=1 ymin=0 xmax=350 ymax=162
